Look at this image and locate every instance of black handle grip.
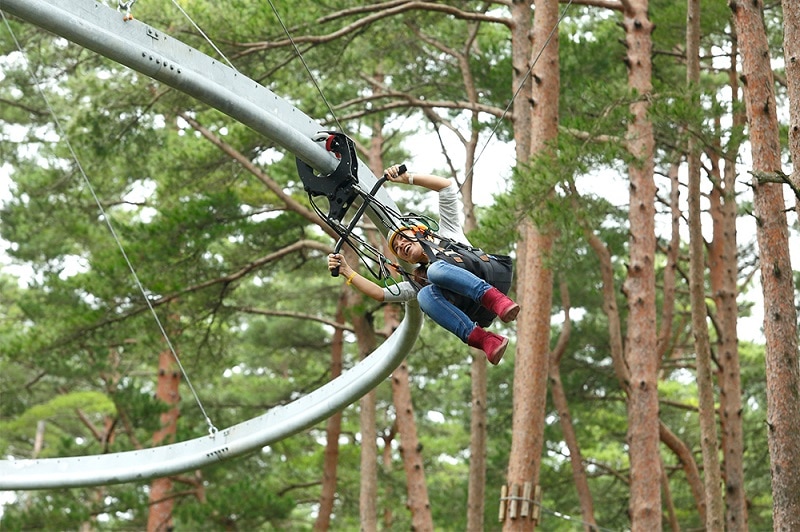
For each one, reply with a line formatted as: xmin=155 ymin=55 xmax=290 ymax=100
xmin=331 ymin=254 xmax=342 ymax=277
xmin=331 ymin=164 xmax=406 ymax=277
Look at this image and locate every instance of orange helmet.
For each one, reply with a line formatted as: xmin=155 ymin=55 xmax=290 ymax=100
xmin=387 ymin=224 xmax=428 ymax=256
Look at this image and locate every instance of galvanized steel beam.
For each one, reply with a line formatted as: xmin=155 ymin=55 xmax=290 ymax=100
xmin=0 ymin=0 xmax=419 ymax=489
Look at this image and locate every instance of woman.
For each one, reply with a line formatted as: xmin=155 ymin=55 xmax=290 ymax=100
xmin=327 ymin=165 xmax=519 ymax=364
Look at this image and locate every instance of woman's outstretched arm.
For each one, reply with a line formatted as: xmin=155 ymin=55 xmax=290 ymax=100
xmin=327 ymin=253 xmax=386 ymax=301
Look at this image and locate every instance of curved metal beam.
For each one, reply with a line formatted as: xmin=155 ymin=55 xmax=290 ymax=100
xmin=0 ymin=0 xmax=422 ymax=489
xmin=0 ymin=303 xmax=422 ymax=489
xmin=0 ymin=0 xmax=398 ymax=224
xmin=1 ymin=0 xmax=335 ymax=171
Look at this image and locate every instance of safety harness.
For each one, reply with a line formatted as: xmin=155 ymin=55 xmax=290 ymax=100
xmin=404 ymin=227 xmax=514 ymax=327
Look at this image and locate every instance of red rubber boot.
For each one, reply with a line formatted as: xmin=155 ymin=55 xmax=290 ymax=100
xmin=480 ymin=287 xmax=520 ymax=323
xmin=467 ymin=327 xmax=509 ymax=365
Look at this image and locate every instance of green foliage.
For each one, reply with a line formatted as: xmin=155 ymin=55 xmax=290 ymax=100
xmin=3 ymin=391 xmax=115 ymax=433
xmin=173 ymin=467 xmax=296 ymax=530
xmin=0 ymin=0 xmax=787 ymax=530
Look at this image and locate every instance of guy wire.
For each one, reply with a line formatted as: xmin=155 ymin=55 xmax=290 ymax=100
xmin=259 ymin=0 xmax=575 ymax=192
xmin=462 ymin=0 xmax=575 ymax=191
xmin=266 ymin=0 xmax=345 ymax=134
xmin=1 ymin=11 xmax=219 ymax=435
xmin=169 ymin=0 xmax=237 ymax=71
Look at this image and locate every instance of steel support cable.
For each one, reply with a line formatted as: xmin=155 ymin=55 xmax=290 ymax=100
xmin=268 ymin=0 xmax=574 ymax=200
xmin=460 ymin=0 xmax=575 ymax=192
xmin=167 ymin=0 xmax=237 ymax=71
xmin=0 ymin=10 xmax=218 ymax=436
xmin=265 ymin=0 xmax=345 ymax=134
xmin=264 ymin=0 xmax=382 ymax=273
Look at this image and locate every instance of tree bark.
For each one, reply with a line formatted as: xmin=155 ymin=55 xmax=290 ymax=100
xmin=707 ymin=43 xmax=748 ymax=527
xmin=548 ymin=276 xmax=597 ymax=530
xmin=459 ymin=75 xmax=489 ymax=532
xmin=504 ymin=207 xmax=554 ymax=532
xmin=784 ymin=0 xmax=800 ymax=212
xmin=147 ymin=347 xmax=180 ymax=532
xmin=354 ymin=301 xmax=379 ymax=532
xmin=504 ymin=0 xmax=558 ymax=527
xmin=708 ymin=149 xmax=748 ymax=531
xmin=685 ymin=1 xmax=723 ymax=529
xmin=467 ymin=351 xmax=488 ymax=532
xmin=620 ymin=1 xmax=660 ymax=529
xmin=732 ymin=1 xmax=800 ymax=529
xmin=392 ymin=359 xmax=433 ymax=531
xmin=314 ymin=293 xmax=346 ymax=531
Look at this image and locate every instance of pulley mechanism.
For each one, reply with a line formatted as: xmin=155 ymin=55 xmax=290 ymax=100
xmin=295 ymin=132 xmax=408 ymax=280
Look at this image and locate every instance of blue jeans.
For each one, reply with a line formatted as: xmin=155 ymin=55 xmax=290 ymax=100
xmin=417 ymin=261 xmax=492 ymax=342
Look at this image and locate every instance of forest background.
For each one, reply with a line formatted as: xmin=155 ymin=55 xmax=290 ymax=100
xmin=1 ymin=0 xmax=799 ymax=530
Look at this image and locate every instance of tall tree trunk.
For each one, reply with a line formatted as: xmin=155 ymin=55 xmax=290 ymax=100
xmin=708 ymin=44 xmax=748 ymax=527
xmin=147 ymin=347 xmax=180 ymax=532
xmin=504 ymin=2 xmax=558 ymax=529
xmin=354 ymin=104 xmax=388 ymax=532
xmin=381 ymin=424 xmax=397 ymax=530
xmin=354 ymin=301 xmax=379 ymax=531
xmin=732 ymin=1 xmax=800 ymax=528
xmin=685 ymin=1 xmax=723 ymax=528
xmin=392 ymin=359 xmax=433 ymax=530
xmin=549 ymin=276 xmax=597 ymax=530
xmin=620 ymin=1 xmax=660 ymax=529
xmin=314 ymin=293 xmax=346 ymax=531
xmin=456 ymin=57 xmax=488 ymax=525
xmin=708 ymin=148 xmax=747 ymax=530
xmin=467 ymin=350 xmax=487 ymax=532
xmin=463 ymin=109 xmax=488 ymax=532
xmin=784 ymin=0 xmax=800 ymax=214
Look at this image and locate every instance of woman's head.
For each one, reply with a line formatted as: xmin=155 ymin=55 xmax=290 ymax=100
xmin=388 ymin=225 xmax=428 ymax=263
